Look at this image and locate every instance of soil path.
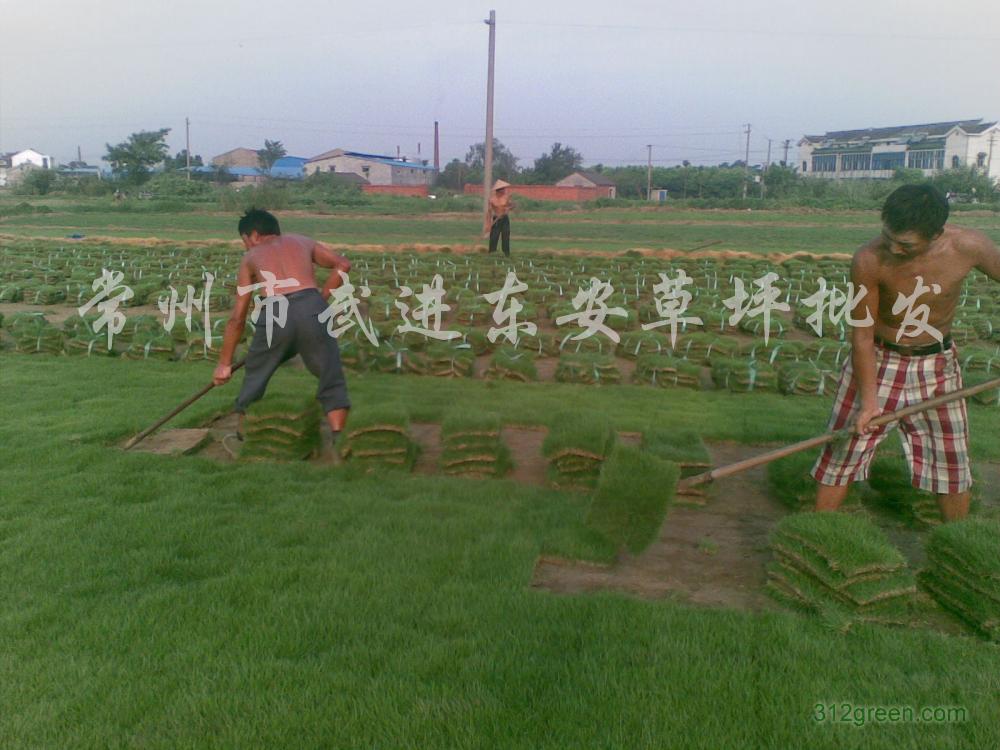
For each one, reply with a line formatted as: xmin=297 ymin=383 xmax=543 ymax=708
xmin=532 ymin=441 xmax=786 ymax=611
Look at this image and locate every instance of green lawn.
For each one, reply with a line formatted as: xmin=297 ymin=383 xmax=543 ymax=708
xmin=3 ymin=205 xmax=998 ymax=255
xmin=3 ymin=355 xmax=1000 ymax=748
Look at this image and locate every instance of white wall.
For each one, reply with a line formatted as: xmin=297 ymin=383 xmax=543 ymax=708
xmin=12 ymin=149 xmax=51 ymax=169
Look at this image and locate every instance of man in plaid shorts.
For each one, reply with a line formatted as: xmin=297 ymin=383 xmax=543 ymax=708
xmin=813 ymin=184 xmax=1000 ymax=521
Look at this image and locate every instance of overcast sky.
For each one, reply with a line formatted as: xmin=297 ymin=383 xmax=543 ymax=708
xmin=1 ymin=0 xmax=998 ymax=169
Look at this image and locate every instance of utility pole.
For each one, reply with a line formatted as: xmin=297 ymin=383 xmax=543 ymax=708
xmin=185 ymin=117 xmax=191 ymax=180
xmin=741 ymin=123 xmax=751 ymax=201
xmin=989 ymin=131 xmax=996 ymax=178
xmin=761 ymin=138 xmax=772 ymax=198
xmin=433 ymin=120 xmax=440 ymax=172
xmin=646 ymin=144 xmax=652 ymax=201
xmin=782 ymin=139 xmax=791 ymax=167
xmin=482 ymin=9 xmax=497 ymax=229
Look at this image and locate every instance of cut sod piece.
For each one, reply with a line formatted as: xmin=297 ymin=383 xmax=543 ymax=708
xmin=767 ymin=512 xmax=917 ymax=627
xmin=439 ymin=410 xmax=511 ymax=478
xmin=241 ymin=395 xmax=321 ymax=462
xmin=641 ymin=427 xmax=712 ymax=505
xmin=543 ymin=411 xmax=617 ymax=490
xmin=339 ymin=404 xmax=418 ymax=472
xmin=710 ymin=358 xmax=779 ymax=393
xmin=632 ymin=353 xmax=703 ymax=389
xmin=586 ymin=445 xmax=679 ymax=555
xmin=483 ymin=347 xmax=538 ymax=382
xmin=921 ymin=518 xmax=1000 ymax=640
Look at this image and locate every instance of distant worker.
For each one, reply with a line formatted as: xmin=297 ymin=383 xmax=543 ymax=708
xmin=213 ymin=208 xmax=352 ymax=449
xmin=486 ymin=179 xmax=515 ymax=257
xmin=812 ymin=184 xmax=1000 ymax=521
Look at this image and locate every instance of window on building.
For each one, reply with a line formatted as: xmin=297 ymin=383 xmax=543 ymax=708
xmin=362 ymin=166 xmax=370 ymax=176
xmin=872 ymin=152 xmax=906 ymax=170
xmin=841 ymin=153 xmax=871 ymax=171
xmin=802 ymin=161 xmax=808 ymax=172
xmin=978 ymin=153 xmax=987 ymax=168
xmin=812 ymin=155 xmax=837 ymax=172
xmin=907 ymin=150 xmax=945 ymax=170
xmin=952 ymin=156 xmax=961 ymax=168
xmin=328 ymin=165 xmax=336 ymax=172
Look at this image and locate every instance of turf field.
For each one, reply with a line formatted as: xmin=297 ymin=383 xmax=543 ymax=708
xmin=3 ymin=203 xmax=1000 ymax=747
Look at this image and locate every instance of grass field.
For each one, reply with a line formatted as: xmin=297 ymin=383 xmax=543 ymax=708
xmin=3 ymin=356 xmax=1000 ymax=748
xmin=4 ymin=202 xmax=1000 ymax=747
xmin=2 ymin=203 xmax=999 ymax=254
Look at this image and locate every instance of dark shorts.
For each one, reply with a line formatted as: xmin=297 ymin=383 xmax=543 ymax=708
xmin=235 ymin=288 xmax=350 ymax=415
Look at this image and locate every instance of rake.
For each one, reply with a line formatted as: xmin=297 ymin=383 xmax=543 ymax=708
xmin=122 ymin=358 xmax=246 ymax=450
xmin=677 ymin=374 xmax=1000 ymax=493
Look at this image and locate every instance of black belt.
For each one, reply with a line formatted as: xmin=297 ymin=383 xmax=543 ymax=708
xmin=875 ymin=334 xmax=952 ymax=356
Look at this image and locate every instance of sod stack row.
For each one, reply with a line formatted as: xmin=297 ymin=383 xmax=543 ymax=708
xmin=920 ymin=518 xmax=1000 ymax=642
xmin=339 ymin=405 xmax=418 ymax=472
xmin=543 ymin=411 xmax=617 ymax=490
xmin=767 ymin=513 xmax=917 ymax=627
xmin=440 ymin=412 xmax=511 ymax=478
xmin=241 ymin=396 xmax=321 ymax=462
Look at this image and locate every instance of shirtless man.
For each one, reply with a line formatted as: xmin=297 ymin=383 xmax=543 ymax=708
xmin=812 ymin=184 xmax=1000 ymax=521
xmin=212 ymin=208 xmax=352 ymax=441
xmin=486 ymin=180 xmax=514 ymax=256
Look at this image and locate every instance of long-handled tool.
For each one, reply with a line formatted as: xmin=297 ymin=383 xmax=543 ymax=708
xmin=678 ymin=374 xmax=1000 ymax=493
xmin=123 ymin=358 xmax=246 ymax=450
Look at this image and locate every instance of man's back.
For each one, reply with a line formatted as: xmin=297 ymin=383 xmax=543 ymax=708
xmin=244 ymin=234 xmax=319 ymax=295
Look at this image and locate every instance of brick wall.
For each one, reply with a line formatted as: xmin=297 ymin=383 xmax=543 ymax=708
xmin=463 ymin=184 xmax=602 ymax=202
xmin=362 ymin=184 xmax=429 ymax=197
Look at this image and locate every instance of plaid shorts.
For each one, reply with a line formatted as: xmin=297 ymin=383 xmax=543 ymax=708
xmin=811 ymin=343 xmax=972 ymax=494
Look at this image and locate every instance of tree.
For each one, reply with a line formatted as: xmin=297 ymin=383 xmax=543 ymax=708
xmin=16 ymin=168 xmax=58 ymax=196
xmin=436 ymin=158 xmax=468 ymax=191
xmin=164 ymin=150 xmax=203 ymax=171
xmin=103 ymin=128 xmax=171 ymax=185
xmin=528 ymin=142 xmax=583 ymax=184
xmin=464 ymin=139 xmax=519 ymax=183
xmin=257 ymin=140 xmax=287 ymax=175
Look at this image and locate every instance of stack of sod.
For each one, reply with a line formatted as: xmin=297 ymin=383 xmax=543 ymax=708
xmin=806 ymin=340 xmax=851 ymax=369
xmin=632 ymin=353 xmax=702 ymax=389
xmin=710 ymin=358 xmax=779 ymax=393
xmin=676 ymin=333 xmax=740 ymax=365
xmin=339 ymin=405 xmax=417 ymax=472
xmin=865 ymin=452 xmax=944 ymax=529
xmin=766 ymin=452 xmax=862 ymax=512
xmin=766 ymin=512 xmax=917 ymax=627
xmin=483 ymin=347 xmax=538 ymax=382
xmin=958 ymin=346 xmax=1000 ymax=374
xmin=25 ymin=284 xmax=67 ymax=305
xmin=515 ymin=332 xmax=560 ymax=357
xmin=122 ymin=331 xmax=176 ymax=361
xmin=743 ymin=340 xmax=807 ymax=366
xmin=12 ymin=315 xmax=64 ymax=354
xmin=240 ymin=395 xmax=321 ymax=462
xmin=555 ymin=353 xmax=620 ymax=385
xmin=543 ymin=411 xmax=617 ymax=490
xmin=439 ymin=411 xmax=511 ymax=478
xmin=641 ymin=427 xmax=711 ymax=505
xmin=778 ymin=361 xmax=836 ymax=396
xmin=586 ymin=445 xmax=679 ymax=555
xmin=963 ymin=370 xmax=1000 ymax=406
xmin=618 ymin=330 xmax=671 ymax=360
xmin=404 ymin=342 xmax=475 ymax=378
xmin=920 ymin=519 xmax=1000 ymax=641
xmin=557 ymin=330 xmax=617 ymax=356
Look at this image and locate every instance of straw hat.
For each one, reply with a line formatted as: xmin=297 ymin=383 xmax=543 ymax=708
xmin=492 ymin=179 xmax=511 ymax=191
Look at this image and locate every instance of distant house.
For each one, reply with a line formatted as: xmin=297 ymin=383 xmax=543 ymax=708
xmin=199 ymin=153 xmax=307 ymax=183
xmin=798 ymin=119 xmax=1000 ymax=181
xmin=556 ymin=170 xmax=617 ymax=198
xmin=11 ymin=148 xmax=53 ymax=170
xmin=59 ymin=161 xmax=102 ymax=179
xmin=210 ymin=147 xmax=260 ymax=170
xmin=304 ymin=149 xmax=436 ymax=187
xmin=0 ymin=149 xmax=54 ymax=187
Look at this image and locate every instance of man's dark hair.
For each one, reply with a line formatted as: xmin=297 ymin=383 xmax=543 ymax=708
xmin=881 ymin=184 xmax=949 ymax=239
xmin=237 ymin=208 xmax=281 ymax=237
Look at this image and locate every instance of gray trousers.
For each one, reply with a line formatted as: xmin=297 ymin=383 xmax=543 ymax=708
xmin=235 ymin=288 xmax=350 ymax=414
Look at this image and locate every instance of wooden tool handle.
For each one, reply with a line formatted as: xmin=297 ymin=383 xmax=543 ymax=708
xmin=677 ymin=374 xmax=1000 ymax=492
xmin=123 ymin=358 xmax=246 ymax=450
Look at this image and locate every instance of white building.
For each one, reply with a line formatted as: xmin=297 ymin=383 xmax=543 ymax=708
xmin=304 ymin=149 xmax=436 ymax=186
xmin=798 ymin=119 xmax=999 ymax=181
xmin=11 ymin=148 xmax=53 ymax=170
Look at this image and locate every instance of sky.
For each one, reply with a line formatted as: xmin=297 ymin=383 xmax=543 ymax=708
xmin=1 ymin=0 xmax=998 ymax=170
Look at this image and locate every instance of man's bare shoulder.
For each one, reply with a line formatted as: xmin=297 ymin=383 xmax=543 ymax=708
xmin=945 ymin=225 xmax=995 ymax=254
xmin=852 ymin=239 xmax=883 ymax=275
